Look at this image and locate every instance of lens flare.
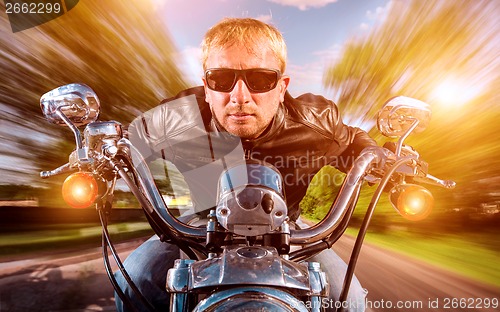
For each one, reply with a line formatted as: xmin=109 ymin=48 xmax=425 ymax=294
xmin=62 ymin=172 xmax=98 ymax=208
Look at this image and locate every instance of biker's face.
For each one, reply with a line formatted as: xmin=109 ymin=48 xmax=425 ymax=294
xmin=203 ymin=42 xmax=290 ymax=139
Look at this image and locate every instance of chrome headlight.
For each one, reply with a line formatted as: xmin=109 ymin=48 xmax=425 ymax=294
xmin=194 ymin=287 xmax=308 ymax=312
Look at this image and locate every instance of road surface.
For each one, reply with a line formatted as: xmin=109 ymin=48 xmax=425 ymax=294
xmin=0 ymin=236 xmax=498 ymax=311
xmin=333 ymin=236 xmax=499 ymax=312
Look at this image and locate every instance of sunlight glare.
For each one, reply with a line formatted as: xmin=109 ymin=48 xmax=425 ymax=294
xmin=150 ymin=0 xmax=167 ymax=10
xmin=432 ymin=78 xmax=482 ymax=108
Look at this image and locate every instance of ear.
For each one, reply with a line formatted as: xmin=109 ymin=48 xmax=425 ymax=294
xmin=278 ymin=75 xmax=290 ymax=103
xmin=202 ymin=77 xmax=212 ymax=104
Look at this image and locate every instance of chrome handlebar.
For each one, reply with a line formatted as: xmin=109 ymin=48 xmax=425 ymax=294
xmin=120 ymin=139 xmax=207 ymax=239
xmin=40 ymin=162 xmax=72 ymax=179
xmin=290 ymin=148 xmax=382 ymax=244
xmin=41 ymin=123 xmax=455 ymax=246
xmin=126 ymin=143 xmax=389 ymax=245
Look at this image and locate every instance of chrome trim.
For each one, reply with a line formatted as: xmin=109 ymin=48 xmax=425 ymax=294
xmin=40 ymin=83 xmax=100 ymax=127
xmin=84 ymin=121 xmax=123 ymax=152
xmin=216 ymin=186 xmax=288 ymax=236
xmin=120 ymin=138 xmax=206 ymax=238
xmin=193 ymin=286 xmax=309 ymax=312
xmin=189 ymin=246 xmax=310 ymax=291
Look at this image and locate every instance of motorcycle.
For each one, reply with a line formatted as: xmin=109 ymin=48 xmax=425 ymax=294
xmin=39 ymin=83 xmax=455 ymax=311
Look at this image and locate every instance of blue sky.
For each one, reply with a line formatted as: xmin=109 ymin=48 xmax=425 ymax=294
xmin=157 ymin=0 xmax=390 ymax=96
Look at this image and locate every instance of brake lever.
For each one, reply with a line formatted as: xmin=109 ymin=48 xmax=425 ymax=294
xmin=413 ymin=173 xmax=456 ymax=189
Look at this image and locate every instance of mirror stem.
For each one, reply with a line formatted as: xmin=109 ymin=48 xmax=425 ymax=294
xmin=395 ymin=118 xmax=419 ymax=156
xmin=56 ymin=106 xmax=83 ymax=150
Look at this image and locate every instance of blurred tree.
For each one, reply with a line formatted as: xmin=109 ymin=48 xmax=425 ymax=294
xmin=324 ymin=0 xmax=498 ymax=119
xmin=0 ymin=0 xmax=190 ymax=191
xmin=322 ymin=0 xmax=500 ymax=216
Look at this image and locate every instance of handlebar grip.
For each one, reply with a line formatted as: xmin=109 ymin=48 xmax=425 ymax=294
xmin=442 ymin=180 xmax=456 ymax=189
xmin=40 ymin=163 xmax=72 ymax=179
xmin=40 ymin=171 xmax=52 ymax=179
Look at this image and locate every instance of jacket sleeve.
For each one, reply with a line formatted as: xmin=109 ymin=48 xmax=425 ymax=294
xmin=127 ymin=102 xmax=172 ymax=162
xmin=331 ymin=104 xmax=377 ymax=172
xmin=293 ymin=92 xmax=377 ymax=172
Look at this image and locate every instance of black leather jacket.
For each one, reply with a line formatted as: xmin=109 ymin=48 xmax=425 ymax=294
xmin=129 ymin=86 xmax=376 ymax=220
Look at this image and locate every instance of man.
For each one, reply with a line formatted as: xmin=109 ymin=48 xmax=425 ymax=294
xmin=117 ymin=17 xmax=375 ymax=311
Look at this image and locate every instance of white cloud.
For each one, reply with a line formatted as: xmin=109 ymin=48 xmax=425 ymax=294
xmin=357 ymin=1 xmax=392 ymax=33
xmin=286 ymin=44 xmax=342 ymax=96
xmin=359 ymin=23 xmax=370 ymax=31
xmin=174 ymin=45 xmax=204 ymax=85
xmin=266 ymin=0 xmax=338 ymax=11
xmin=366 ymin=1 xmax=392 ymax=23
xmin=311 ymin=44 xmax=342 ymax=61
xmin=286 ymin=63 xmax=323 ymax=95
xmin=255 ymin=13 xmax=274 ymax=24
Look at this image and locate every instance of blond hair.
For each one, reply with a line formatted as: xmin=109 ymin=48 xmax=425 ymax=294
xmin=201 ymin=18 xmax=287 ymax=73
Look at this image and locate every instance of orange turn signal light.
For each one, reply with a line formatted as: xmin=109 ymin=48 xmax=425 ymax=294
xmin=389 ymin=184 xmax=434 ymax=221
xmin=62 ymin=172 xmax=98 ymax=208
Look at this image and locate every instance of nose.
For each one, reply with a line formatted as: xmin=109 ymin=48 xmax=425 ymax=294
xmin=230 ymin=78 xmax=252 ymax=104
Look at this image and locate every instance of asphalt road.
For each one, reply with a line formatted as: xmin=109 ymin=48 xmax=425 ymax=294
xmin=0 ymin=236 xmax=498 ymax=312
xmin=0 ymin=239 xmax=144 ymax=312
xmin=332 ymin=236 xmax=500 ymax=312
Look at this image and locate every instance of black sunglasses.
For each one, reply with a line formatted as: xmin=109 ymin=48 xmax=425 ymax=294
xmin=205 ymin=68 xmax=282 ymax=93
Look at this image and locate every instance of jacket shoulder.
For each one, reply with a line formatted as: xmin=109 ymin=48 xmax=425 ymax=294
xmin=160 ymin=86 xmax=206 ymax=106
xmin=159 ymin=86 xmax=212 ymax=125
xmin=283 ymin=91 xmax=340 ymax=137
xmin=128 ymin=86 xmax=210 ymax=147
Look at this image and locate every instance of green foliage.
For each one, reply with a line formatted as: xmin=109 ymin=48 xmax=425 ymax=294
xmin=0 ymin=222 xmax=153 ymax=256
xmin=0 ymin=184 xmax=43 ymax=200
xmin=111 ymin=190 xmax=140 ymax=208
xmin=300 ymin=166 xmax=345 ymax=221
xmin=325 ymin=0 xmax=498 ymax=117
xmin=324 ymin=0 xmax=500 ymax=215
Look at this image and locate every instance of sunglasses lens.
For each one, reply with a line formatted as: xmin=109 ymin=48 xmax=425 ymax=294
xmin=205 ymin=69 xmax=280 ymax=93
xmin=246 ymin=70 xmax=279 ymax=93
xmin=206 ymin=70 xmax=236 ymax=92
